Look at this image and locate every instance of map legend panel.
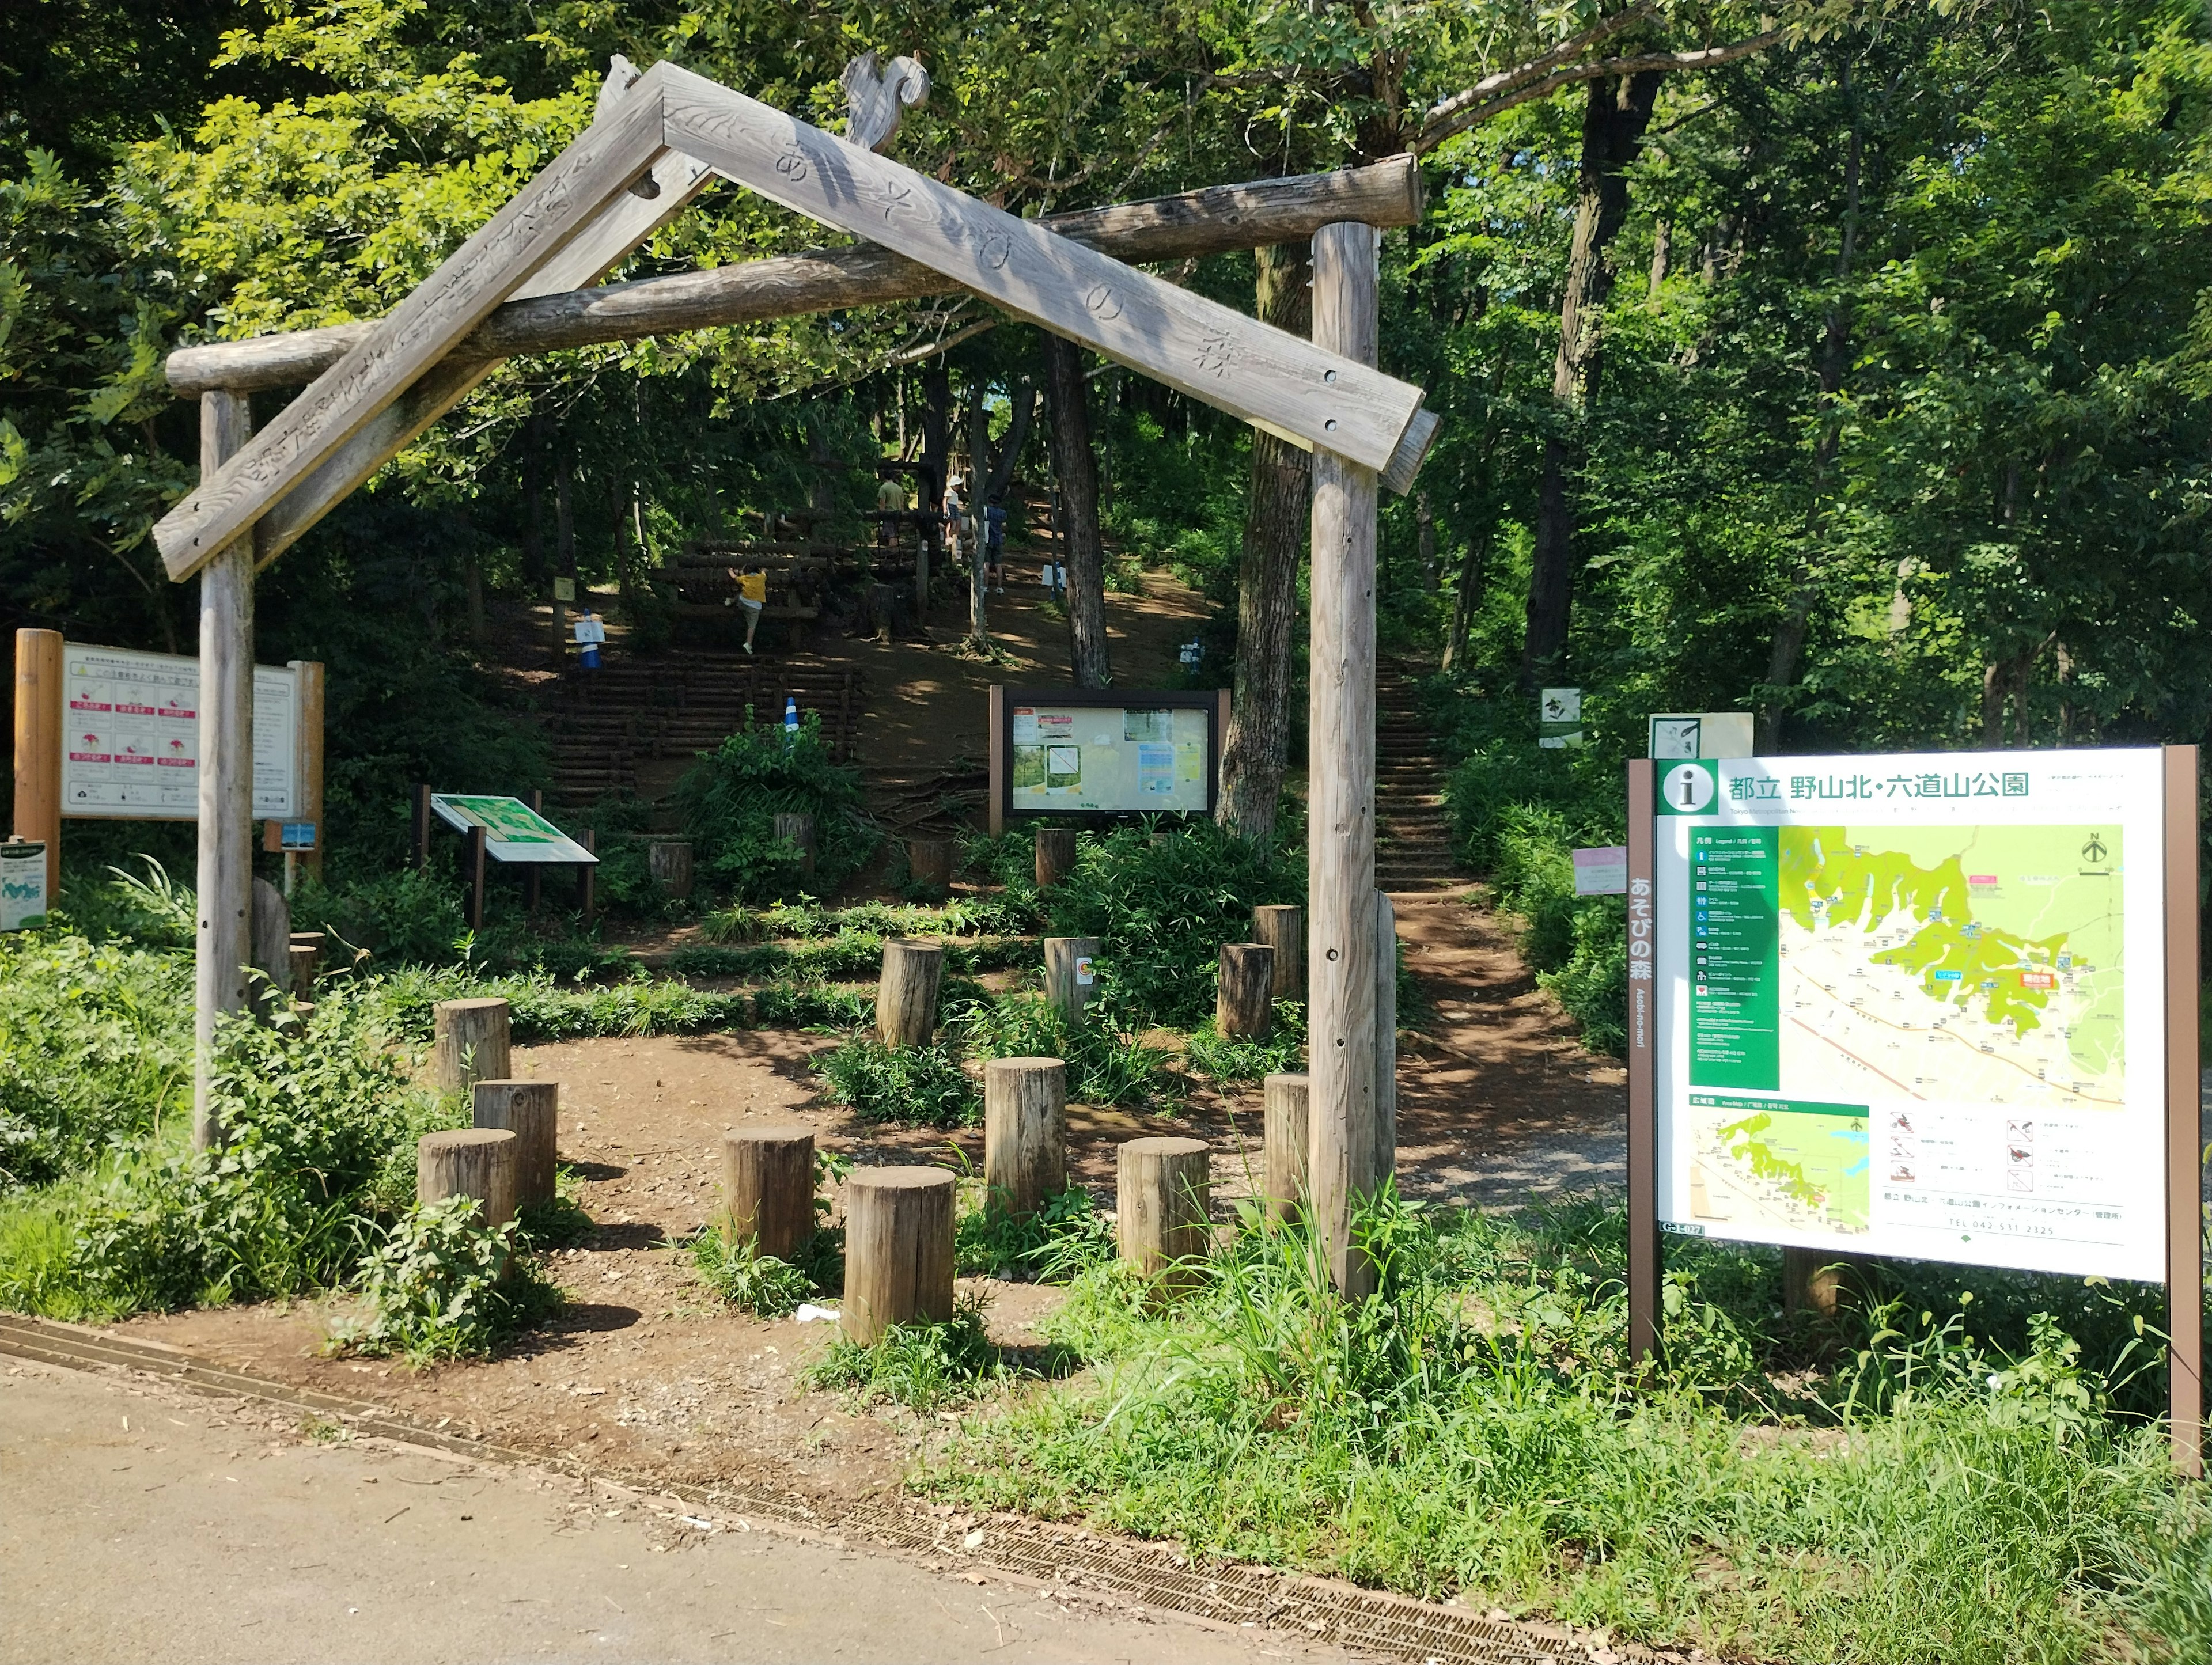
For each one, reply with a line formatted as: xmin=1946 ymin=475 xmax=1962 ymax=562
xmin=1688 ymin=827 xmax=1779 ymax=1090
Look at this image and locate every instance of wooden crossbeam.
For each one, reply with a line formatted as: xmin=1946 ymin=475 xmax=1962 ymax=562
xmin=154 ymin=65 xmax=680 ymax=581
xmin=656 ymin=64 xmax=1427 ymax=475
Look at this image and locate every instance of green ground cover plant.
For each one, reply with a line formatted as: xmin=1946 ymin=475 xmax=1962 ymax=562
xmin=805 ymin=1294 xmax=1024 ymax=1412
xmin=811 ymin=1037 xmax=979 ymax=1127
xmin=954 ymin=1182 xmax=1118 ymax=1283
xmin=683 ymin=1148 xmax=850 ymax=1315
xmin=1183 ymin=1002 xmax=1308 ymax=1084
xmin=673 ymin=712 xmax=878 ymax=902
xmin=326 ymin=1195 xmax=562 ymax=1364
xmin=949 ymin=991 xmax=1169 ymax=1109
xmin=932 ymin=1192 xmax=2208 ymax=1663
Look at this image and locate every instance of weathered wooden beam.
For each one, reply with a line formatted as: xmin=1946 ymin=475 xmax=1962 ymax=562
xmin=660 ymin=65 xmax=1422 ymax=472
xmin=153 ymin=66 xmax=679 ymax=582
xmin=164 ymin=158 xmax=1426 ymax=396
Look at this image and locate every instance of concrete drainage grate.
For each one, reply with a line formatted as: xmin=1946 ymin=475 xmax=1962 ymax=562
xmin=0 ymin=1312 xmax=1605 ymax=1665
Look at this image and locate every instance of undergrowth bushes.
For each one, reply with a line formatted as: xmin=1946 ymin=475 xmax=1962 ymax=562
xmin=673 ymin=711 xmax=877 ymax=900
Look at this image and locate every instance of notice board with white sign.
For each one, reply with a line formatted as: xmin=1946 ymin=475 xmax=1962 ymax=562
xmin=987 ymin=687 xmax=1229 ymax=832
xmin=60 ymin=643 xmax=298 ymax=820
xmin=1623 ymin=747 xmax=2203 ymax=1471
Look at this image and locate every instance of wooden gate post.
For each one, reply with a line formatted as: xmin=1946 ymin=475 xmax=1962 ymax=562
xmin=194 ymin=389 xmax=256 ymax=1152
xmin=1305 ymin=221 xmax=1382 ymax=1297
xmin=12 ymin=628 xmax=63 ymax=901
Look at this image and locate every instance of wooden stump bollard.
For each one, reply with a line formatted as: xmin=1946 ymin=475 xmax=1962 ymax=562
xmin=1043 ymin=935 xmax=1100 ymax=1023
xmin=842 ymin=1167 xmax=956 ymax=1344
xmin=416 ymin=1128 xmax=518 ymax=1229
xmin=1034 ymin=825 xmax=1078 ymax=888
xmin=287 ymin=942 xmax=320 ymax=998
xmin=1262 ymin=1072 xmax=1310 ymax=1221
xmin=984 ymin=1057 xmax=1067 ymax=1218
xmin=1252 ymin=904 xmax=1304 ymax=999
xmin=876 ymin=939 xmax=945 ymax=1047
xmin=472 ymin=1079 xmax=559 ymax=1209
xmin=907 ymin=836 xmax=955 ymax=892
xmin=721 ymin=1125 xmax=816 ymax=1259
xmin=1215 ymin=943 xmax=1276 ymax=1038
xmin=433 ymin=998 xmax=511 ymax=1094
xmin=1783 ymin=1247 xmax=1862 ymax=1318
xmin=773 ymin=812 xmax=817 ymax=881
xmin=649 ymin=838 xmax=694 ymax=898
xmin=1116 ymin=1136 xmax=1211 ymax=1278
xmin=249 ymin=875 xmax=290 ymax=1015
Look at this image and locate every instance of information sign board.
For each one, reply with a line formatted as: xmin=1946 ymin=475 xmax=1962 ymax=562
xmin=1646 ymin=749 xmax=2169 ymax=1281
xmin=987 ymin=688 xmax=1228 ymax=829
xmin=1649 ymin=712 xmax=1753 ymax=760
xmin=1538 ymin=687 xmax=1582 ymax=749
xmin=429 ymin=794 xmax=597 ymax=864
xmin=59 ymin=643 xmax=297 ymax=820
xmin=1 ymin=842 xmax=47 ymax=930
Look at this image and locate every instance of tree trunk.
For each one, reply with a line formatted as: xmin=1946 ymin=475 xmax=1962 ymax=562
xmin=967 ymin=396 xmax=990 ymax=647
xmin=1520 ymin=70 xmax=1662 ymax=689
xmin=1044 ymin=333 xmax=1111 ymax=687
xmin=918 ymin=360 xmax=950 ymax=511
xmin=1440 ymin=528 xmax=1490 ymax=675
xmin=1215 ymin=241 xmax=1312 ymax=841
xmin=553 ymin=444 xmax=578 ymax=663
xmin=983 ymin=380 xmax=1036 ymax=507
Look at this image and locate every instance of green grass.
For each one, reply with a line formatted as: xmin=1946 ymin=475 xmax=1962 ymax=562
xmin=924 ymin=1192 xmax=2209 ymax=1664
xmin=811 ymin=1037 xmax=980 ymax=1126
xmin=1183 ymin=1002 xmax=1307 ymax=1084
xmin=805 ymin=1294 xmax=1040 ymax=1411
xmin=955 ymin=1184 xmax=1119 ymax=1281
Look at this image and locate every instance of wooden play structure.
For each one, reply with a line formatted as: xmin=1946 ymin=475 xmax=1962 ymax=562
xmin=144 ymin=53 xmax=1439 ymax=1294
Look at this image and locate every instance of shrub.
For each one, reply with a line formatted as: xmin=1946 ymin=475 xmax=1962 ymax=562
xmin=1184 ymin=1002 xmax=1308 ymax=1084
xmin=812 ymin=1038 xmax=979 ymax=1127
xmin=673 ymin=711 xmax=878 ymax=901
xmin=949 ymin=991 xmax=1166 ymax=1108
xmin=327 ymin=1196 xmax=561 ymax=1364
xmin=292 ymin=867 xmax=466 ymax=966
xmin=956 ymin=1184 xmax=1118 ymax=1282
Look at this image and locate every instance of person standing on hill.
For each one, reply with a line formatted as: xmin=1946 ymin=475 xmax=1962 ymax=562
xmin=874 ymin=473 xmax=906 ymax=549
xmin=725 ymin=566 xmax=768 ymax=654
xmin=942 ymin=474 xmax=968 ymax=573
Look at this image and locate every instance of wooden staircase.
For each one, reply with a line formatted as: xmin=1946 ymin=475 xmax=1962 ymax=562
xmin=544 ymin=655 xmax=867 ymax=805
xmin=1373 ymin=667 xmax=1463 ymax=892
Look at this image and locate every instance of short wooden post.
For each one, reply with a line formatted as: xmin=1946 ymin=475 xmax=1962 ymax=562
xmin=876 ymin=939 xmax=944 ymax=1046
xmin=1252 ymin=904 xmax=1304 ymax=999
xmin=1263 ymin=1072 xmax=1310 ymax=1221
xmin=1043 ymin=935 xmax=1100 ymax=1023
xmin=906 ymin=836 xmax=954 ymax=892
xmin=1307 ymin=219 xmax=1382 ymax=1298
xmin=433 ymin=997 xmax=512 ymax=1094
xmin=465 ymin=822 xmax=487 ymax=929
xmin=1782 ymin=1248 xmax=1857 ymax=1319
xmin=522 ymin=788 xmax=543 ymax=913
xmin=474 ymin=1079 xmax=559 ymax=1209
xmin=984 ymin=1057 xmax=1066 ymax=1218
xmin=287 ymin=932 xmax=321 ymax=998
xmin=12 ymin=628 xmax=63 ymax=901
xmin=417 ymin=1128 xmax=518 ymax=1229
xmin=1215 ymin=943 xmax=1275 ymax=1037
xmin=842 ymin=1166 xmax=956 ymax=1343
xmin=1116 ymin=1136 xmax=1210 ymax=1278
xmin=193 ymin=388 xmax=255 ymax=1154
xmin=249 ymin=875 xmax=290 ymax=1014
xmin=1034 ymin=825 xmax=1077 ymax=888
xmin=578 ymin=826 xmax=596 ymax=924
xmin=649 ymin=837 xmax=693 ymax=898
xmin=289 ymin=658 xmax=325 ymax=882
xmin=719 ymin=1125 xmax=815 ymax=1259
xmin=774 ymin=812 xmax=817 ymax=881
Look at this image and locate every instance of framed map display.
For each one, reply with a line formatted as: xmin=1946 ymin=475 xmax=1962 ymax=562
xmin=987 ymin=687 xmax=1229 ymax=831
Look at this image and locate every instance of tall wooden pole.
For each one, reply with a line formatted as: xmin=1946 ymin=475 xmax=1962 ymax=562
xmin=1306 ymin=222 xmax=1382 ymax=1298
xmin=2164 ymin=744 xmax=2203 ymax=1477
xmin=194 ymin=389 xmax=255 ymax=1152
xmin=289 ymin=658 xmax=325 ymax=881
xmin=12 ymin=628 xmax=63 ymax=900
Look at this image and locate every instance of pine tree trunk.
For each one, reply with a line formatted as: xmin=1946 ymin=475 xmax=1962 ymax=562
xmin=1215 ymin=241 xmax=1312 ymax=840
xmin=1044 ymin=333 xmax=1111 ymax=687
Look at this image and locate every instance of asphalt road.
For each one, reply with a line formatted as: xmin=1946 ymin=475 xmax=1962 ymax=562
xmin=0 ymin=1359 xmax=1354 ymax=1665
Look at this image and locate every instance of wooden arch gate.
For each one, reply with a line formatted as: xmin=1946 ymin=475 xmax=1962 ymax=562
xmin=155 ymin=56 xmax=1442 ymax=1296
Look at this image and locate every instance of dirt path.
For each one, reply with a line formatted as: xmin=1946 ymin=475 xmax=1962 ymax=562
xmin=0 ymin=1357 xmax=1365 ymax=1665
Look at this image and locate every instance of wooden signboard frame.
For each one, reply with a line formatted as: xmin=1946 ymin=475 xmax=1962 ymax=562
xmin=986 ymin=685 xmax=1229 ymax=833
xmin=1624 ymin=748 xmax=2205 ymax=1474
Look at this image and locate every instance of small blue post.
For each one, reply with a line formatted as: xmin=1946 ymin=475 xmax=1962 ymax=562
xmin=784 ymin=695 xmax=800 ymax=739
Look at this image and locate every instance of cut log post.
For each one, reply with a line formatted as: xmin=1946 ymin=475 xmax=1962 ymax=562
xmin=192 ymin=389 xmax=254 ymax=1152
xmin=876 ymin=940 xmax=944 ymax=1047
xmin=719 ymin=1125 xmax=816 ymax=1259
xmin=249 ymin=875 xmax=290 ymax=1015
xmin=841 ymin=1166 xmax=956 ymax=1344
xmin=1307 ymin=220 xmax=1382 ymax=1300
xmin=774 ymin=812 xmax=817 ymax=881
xmin=287 ymin=942 xmax=320 ymax=997
xmin=906 ymin=836 xmax=954 ymax=892
xmin=416 ymin=1128 xmax=518 ymax=1229
xmin=649 ymin=838 xmax=694 ymax=898
xmin=472 ymin=1079 xmax=559 ymax=1209
xmin=1215 ymin=943 xmax=1276 ymax=1038
xmin=1263 ymin=1072 xmax=1310 ymax=1222
xmin=984 ymin=1057 xmax=1067 ymax=1219
xmin=1034 ymin=826 xmax=1077 ymax=888
xmin=1783 ymin=1248 xmax=1861 ymax=1319
xmin=1252 ymin=904 xmax=1304 ymax=999
xmin=1043 ymin=935 xmax=1100 ymax=1023
xmin=1116 ymin=1137 xmax=1211 ymax=1279
xmin=433 ymin=998 xmax=512 ymax=1094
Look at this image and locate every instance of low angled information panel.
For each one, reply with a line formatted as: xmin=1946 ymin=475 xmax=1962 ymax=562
xmin=988 ymin=688 xmax=1227 ymax=829
xmin=429 ymin=794 xmax=597 ymax=864
xmin=1649 ymin=749 xmax=2166 ymax=1281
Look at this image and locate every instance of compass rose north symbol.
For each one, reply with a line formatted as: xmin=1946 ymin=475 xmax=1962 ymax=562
xmin=2081 ymin=833 xmax=2108 ymax=864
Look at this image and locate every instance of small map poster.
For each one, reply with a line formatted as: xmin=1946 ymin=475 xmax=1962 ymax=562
xmin=1010 ymin=704 xmax=1210 ymax=813
xmin=1653 ymin=749 xmax=2165 ymax=1281
xmin=60 ymin=643 xmax=297 ymax=820
xmin=429 ymin=795 xmax=597 ymax=864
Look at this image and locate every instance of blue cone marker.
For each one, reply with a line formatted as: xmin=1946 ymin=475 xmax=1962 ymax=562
xmin=785 ymin=695 xmax=800 ymax=738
